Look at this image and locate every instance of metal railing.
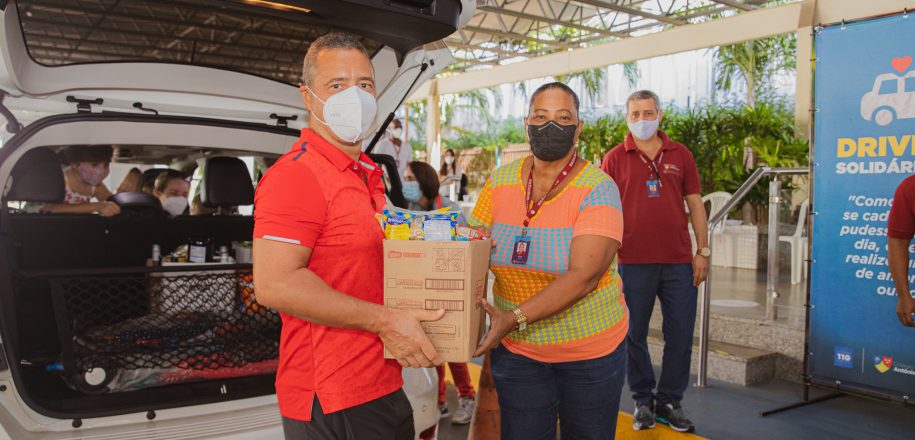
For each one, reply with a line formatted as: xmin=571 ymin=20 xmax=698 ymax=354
xmin=696 ymin=166 xmax=808 ymax=388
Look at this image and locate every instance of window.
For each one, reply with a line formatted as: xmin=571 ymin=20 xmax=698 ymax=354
xmin=879 ymin=79 xmax=898 ymax=95
xmin=906 ymin=77 xmax=915 ymax=93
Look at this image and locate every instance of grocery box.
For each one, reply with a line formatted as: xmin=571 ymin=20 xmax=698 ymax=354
xmin=383 ymin=239 xmax=490 ymax=363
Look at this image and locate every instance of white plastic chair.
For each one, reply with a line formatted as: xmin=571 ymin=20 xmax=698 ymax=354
xmin=703 ymin=191 xmax=733 ymax=221
xmin=779 ymin=199 xmax=809 ymax=284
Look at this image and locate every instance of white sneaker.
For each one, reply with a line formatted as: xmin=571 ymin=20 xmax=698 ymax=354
xmin=451 ymin=396 xmax=475 ymax=425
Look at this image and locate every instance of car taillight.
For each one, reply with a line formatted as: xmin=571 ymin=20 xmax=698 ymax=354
xmin=419 ymin=425 xmax=437 ymax=440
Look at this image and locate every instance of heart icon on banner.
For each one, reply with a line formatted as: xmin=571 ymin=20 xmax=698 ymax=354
xmin=891 ymin=56 xmax=912 ymax=73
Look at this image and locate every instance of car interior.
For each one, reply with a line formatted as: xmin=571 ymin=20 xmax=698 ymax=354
xmin=1 ymin=144 xmax=284 ymax=418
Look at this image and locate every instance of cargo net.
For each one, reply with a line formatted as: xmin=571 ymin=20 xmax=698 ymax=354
xmin=49 ymin=269 xmax=280 ymax=394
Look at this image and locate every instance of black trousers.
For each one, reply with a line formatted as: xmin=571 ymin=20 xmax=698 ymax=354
xmin=281 ymin=389 xmax=414 ymax=440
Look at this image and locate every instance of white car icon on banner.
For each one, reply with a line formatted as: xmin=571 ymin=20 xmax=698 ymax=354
xmin=860 ymin=70 xmax=915 ymax=126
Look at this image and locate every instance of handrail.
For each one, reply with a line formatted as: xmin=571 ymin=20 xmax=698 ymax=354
xmin=696 ymin=166 xmax=809 ymax=388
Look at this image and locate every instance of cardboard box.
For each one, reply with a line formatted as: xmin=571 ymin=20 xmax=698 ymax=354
xmin=383 ymin=239 xmax=490 ymax=363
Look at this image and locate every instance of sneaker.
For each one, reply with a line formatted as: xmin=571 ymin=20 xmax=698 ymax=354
xmin=655 ymin=401 xmax=695 ymax=433
xmin=451 ymin=396 xmax=475 ymax=425
xmin=633 ymin=403 xmax=656 ymax=431
xmin=438 ymin=402 xmax=450 ymax=419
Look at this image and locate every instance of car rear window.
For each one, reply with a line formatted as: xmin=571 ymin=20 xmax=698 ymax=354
xmin=16 ymin=0 xmax=383 ymax=85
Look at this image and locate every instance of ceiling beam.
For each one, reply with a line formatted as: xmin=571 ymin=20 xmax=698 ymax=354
xmin=477 ymin=5 xmax=627 ymax=38
xmin=569 ymin=0 xmax=686 ymax=26
xmin=709 ymin=0 xmax=755 ymax=11
xmin=462 ymin=25 xmax=578 ymax=49
xmin=445 ymin=39 xmax=533 ymax=58
xmin=412 ymin=1 xmax=810 ymax=99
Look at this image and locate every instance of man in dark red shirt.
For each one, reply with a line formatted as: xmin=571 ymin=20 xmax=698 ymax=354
xmin=887 ymin=175 xmax=915 ymax=327
xmin=252 ymin=33 xmax=444 ymax=439
xmin=601 ymin=90 xmax=709 ymax=434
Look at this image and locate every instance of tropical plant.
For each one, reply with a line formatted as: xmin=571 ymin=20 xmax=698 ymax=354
xmin=555 ymin=67 xmax=605 ymax=105
xmin=577 ymin=113 xmax=627 ymax=163
xmin=405 ymin=100 xmax=427 ymax=155
xmin=622 ymin=62 xmax=640 ymax=89
xmin=714 ymin=34 xmax=796 ymax=107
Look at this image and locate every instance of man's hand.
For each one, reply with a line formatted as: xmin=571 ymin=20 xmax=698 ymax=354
xmin=692 ymin=254 xmax=709 ymax=287
xmin=473 ymin=300 xmax=516 ymax=357
xmin=897 ymin=294 xmax=915 ymax=327
xmin=377 ymin=308 xmax=446 ymax=368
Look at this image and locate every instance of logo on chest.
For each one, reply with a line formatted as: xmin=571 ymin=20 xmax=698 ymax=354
xmin=662 ymin=163 xmax=682 ymax=176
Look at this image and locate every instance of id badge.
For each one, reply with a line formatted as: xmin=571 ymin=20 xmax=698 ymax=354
xmin=646 ymin=180 xmax=661 ymax=198
xmin=511 ymin=235 xmax=532 ymax=265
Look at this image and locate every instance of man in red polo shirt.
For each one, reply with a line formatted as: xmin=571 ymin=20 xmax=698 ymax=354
xmin=887 ymin=174 xmax=915 ymax=328
xmin=601 ymin=90 xmax=709 ymax=434
xmin=252 ymin=33 xmax=444 ymax=439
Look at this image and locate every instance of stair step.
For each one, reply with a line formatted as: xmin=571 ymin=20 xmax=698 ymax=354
xmin=648 ymin=307 xmax=805 ymax=383
xmin=646 ymin=329 xmax=777 ymax=386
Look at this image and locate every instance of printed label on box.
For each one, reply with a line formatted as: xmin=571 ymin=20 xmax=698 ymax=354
xmin=425 ymin=299 xmax=464 ymax=311
xmin=422 ymin=323 xmax=458 ymax=337
xmin=433 ymin=248 xmax=465 ymax=272
xmin=425 ymin=279 xmax=464 ymax=291
xmin=385 ymin=298 xmax=424 ymax=309
xmin=387 ymin=278 xmax=424 ymax=289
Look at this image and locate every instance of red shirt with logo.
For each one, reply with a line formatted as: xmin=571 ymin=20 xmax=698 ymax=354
xmin=601 ymin=131 xmax=701 ymax=264
xmin=888 ymin=174 xmax=915 ymax=239
xmin=253 ymin=129 xmax=401 ymax=421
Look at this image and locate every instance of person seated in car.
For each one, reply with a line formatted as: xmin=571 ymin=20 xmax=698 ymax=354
xmin=42 ymin=145 xmax=121 ymax=217
xmin=153 ymin=169 xmax=190 ymax=217
xmin=116 ymin=167 xmax=143 ymax=193
xmin=141 ymin=171 xmax=163 ymax=194
xmin=403 ymin=161 xmax=464 ymax=221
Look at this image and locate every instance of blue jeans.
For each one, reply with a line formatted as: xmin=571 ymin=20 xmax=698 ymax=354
xmin=489 ymin=341 xmax=627 ymax=440
xmin=619 ymin=263 xmax=697 ymax=406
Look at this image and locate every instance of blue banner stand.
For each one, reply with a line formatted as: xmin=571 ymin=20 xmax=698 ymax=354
xmin=762 ymin=9 xmax=915 ymax=417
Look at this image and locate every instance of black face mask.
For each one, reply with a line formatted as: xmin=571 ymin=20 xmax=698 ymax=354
xmin=528 ymin=121 xmax=577 ymax=161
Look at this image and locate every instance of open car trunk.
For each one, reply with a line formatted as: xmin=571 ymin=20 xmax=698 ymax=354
xmin=0 ymin=114 xmax=299 ymax=420
xmin=0 ymin=0 xmax=466 ymax=429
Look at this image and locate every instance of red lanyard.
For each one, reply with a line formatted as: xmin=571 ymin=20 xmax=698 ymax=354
xmin=434 ymin=195 xmax=443 ymax=210
xmin=638 ymin=150 xmax=664 ymax=187
xmin=523 ymin=152 xmax=578 ymax=232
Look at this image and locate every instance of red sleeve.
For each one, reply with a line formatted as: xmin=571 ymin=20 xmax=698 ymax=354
xmin=682 ymin=147 xmax=701 ymax=196
xmin=888 ymin=177 xmax=915 ymax=239
xmin=253 ymin=161 xmax=327 ymax=248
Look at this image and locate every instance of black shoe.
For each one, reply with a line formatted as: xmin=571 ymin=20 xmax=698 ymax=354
xmin=655 ymin=401 xmax=695 ymax=433
xmin=633 ymin=403 xmax=656 ymax=431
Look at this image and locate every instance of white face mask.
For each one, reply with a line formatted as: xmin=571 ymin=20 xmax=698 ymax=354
xmin=306 ymin=85 xmax=378 ymax=143
xmin=391 ymin=127 xmax=403 ymax=139
xmin=162 ymin=196 xmax=188 ymax=217
xmin=627 ymin=118 xmax=660 ymax=141
xmin=444 ymin=156 xmax=455 ymax=165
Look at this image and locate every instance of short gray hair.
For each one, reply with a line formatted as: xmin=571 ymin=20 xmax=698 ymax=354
xmin=301 ymin=33 xmax=370 ymax=87
xmin=626 ymin=90 xmax=661 ymax=112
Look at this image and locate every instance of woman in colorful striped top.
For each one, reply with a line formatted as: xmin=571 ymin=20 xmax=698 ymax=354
xmin=470 ymin=82 xmax=628 ymax=439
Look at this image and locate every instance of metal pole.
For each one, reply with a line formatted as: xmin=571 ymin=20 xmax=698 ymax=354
xmin=694 ymin=167 xmax=805 ymax=388
xmin=767 ymin=179 xmax=782 ymax=320
xmin=696 ymin=229 xmax=713 ymax=388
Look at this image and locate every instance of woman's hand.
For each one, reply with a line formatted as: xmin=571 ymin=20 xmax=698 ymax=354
xmin=93 ymin=201 xmax=121 ymax=217
xmin=473 ymin=299 xmax=517 ymax=357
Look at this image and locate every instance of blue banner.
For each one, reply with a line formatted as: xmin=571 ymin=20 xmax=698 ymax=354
xmin=811 ymin=13 xmax=915 ymax=399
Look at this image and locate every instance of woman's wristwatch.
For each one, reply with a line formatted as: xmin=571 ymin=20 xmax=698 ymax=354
xmin=511 ymin=307 xmax=528 ymax=331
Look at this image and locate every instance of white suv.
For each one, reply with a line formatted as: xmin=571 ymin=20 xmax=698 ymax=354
xmin=0 ymin=1 xmax=473 ymax=438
